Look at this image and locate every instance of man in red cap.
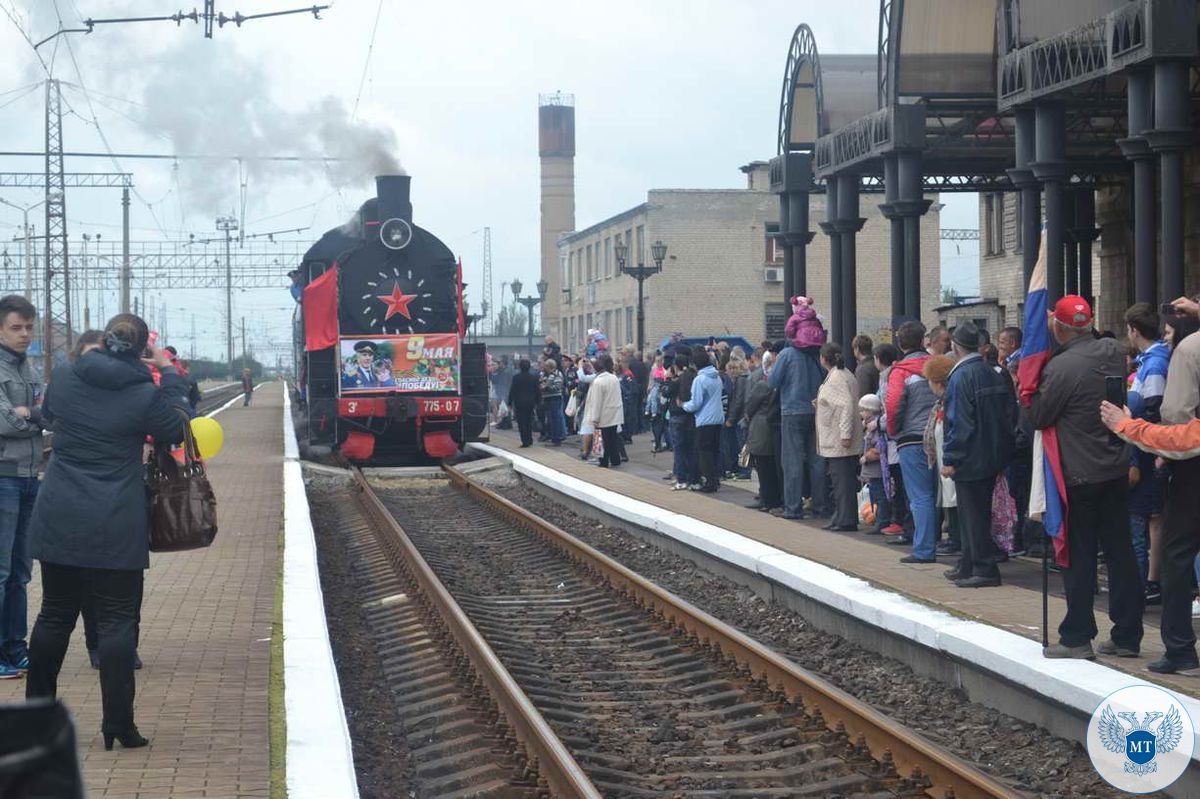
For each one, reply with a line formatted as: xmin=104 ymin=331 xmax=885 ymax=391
xmin=1028 ymin=295 xmax=1144 ymax=660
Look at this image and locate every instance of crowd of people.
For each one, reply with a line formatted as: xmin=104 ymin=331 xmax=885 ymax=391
xmin=490 ymin=293 xmax=1200 ymax=675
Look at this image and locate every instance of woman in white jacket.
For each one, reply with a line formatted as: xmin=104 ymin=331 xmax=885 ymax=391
xmin=586 ymin=355 xmax=626 ymax=467
xmin=816 ymin=342 xmax=862 ymax=531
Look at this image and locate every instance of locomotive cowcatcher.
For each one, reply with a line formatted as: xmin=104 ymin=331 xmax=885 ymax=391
xmin=292 ymin=175 xmax=489 ymax=462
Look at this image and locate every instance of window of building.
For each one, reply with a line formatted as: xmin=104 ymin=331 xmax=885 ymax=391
xmin=766 ymin=304 xmax=787 ymax=340
xmin=586 ymin=312 xmax=593 ymax=331
xmin=589 ymin=244 xmax=597 ymax=282
xmin=626 ymin=306 xmax=634 ymax=346
xmin=614 ymin=310 xmax=620 ymax=345
xmin=765 ymin=222 xmax=784 ymax=263
xmin=604 ymin=309 xmax=612 ymax=336
xmin=604 ymin=237 xmax=612 ymax=278
xmin=994 ymin=193 xmax=1005 ymax=253
xmin=984 ymin=194 xmax=999 ymax=255
xmin=636 ymin=225 xmax=645 ymax=265
xmin=1013 ymin=193 xmax=1023 ymax=252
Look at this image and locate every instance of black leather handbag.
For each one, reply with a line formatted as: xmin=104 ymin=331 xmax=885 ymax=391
xmin=146 ymin=410 xmax=218 ymax=553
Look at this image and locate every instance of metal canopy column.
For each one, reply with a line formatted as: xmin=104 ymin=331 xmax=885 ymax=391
xmin=1147 ymin=60 xmax=1191 ymax=302
xmin=819 ymin=178 xmax=842 ymax=345
xmin=1064 ymin=191 xmax=1079 ymax=296
xmin=1074 ymin=189 xmax=1098 ymax=306
xmin=770 ymin=152 xmax=815 ymax=310
xmin=880 ymin=154 xmax=906 ymax=324
xmin=1033 ymin=103 xmax=1067 ymax=303
xmin=780 ymin=193 xmax=795 ymax=302
xmin=834 ymin=174 xmax=865 ymax=346
xmin=786 ymin=188 xmax=814 ymax=299
xmin=893 ymin=151 xmax=930 ymax=320
xmin=1007 ymin=108 xmax=1041 ymax=293
xmin=1118 ymin=69 xmax=1157 ymax=304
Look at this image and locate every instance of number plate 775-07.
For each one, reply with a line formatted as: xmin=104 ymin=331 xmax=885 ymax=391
xmin=419 ymin=397 xmax=461 ymax=416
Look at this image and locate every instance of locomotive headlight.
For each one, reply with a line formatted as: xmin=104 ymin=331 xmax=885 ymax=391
xmin=380 ymin=218 xmax=413 ymax=250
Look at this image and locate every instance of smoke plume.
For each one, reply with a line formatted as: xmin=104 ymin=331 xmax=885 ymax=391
xmin=127 ymin=37 xmax=403 ymax=210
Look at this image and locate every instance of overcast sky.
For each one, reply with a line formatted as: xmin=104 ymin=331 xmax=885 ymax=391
xmin=0 ymin=0 xmax=977 ymax=360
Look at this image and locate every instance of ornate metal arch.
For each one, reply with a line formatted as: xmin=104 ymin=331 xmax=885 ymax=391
xmin=876 ymin=0 xmax=900 ymax=108
xmin=777 ymin=23 xmax=825 ymax=154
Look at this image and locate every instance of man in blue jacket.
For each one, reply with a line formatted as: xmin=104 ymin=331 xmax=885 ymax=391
xmin=683 ymin=345 xmax=725 ymax=493
xmin=1125 ymin=302 xmax=1169 ymax=603
xmin=942 ymin=321 xmax=1015 ymax=587
xmin=769 ymin=339 xmax=826 ymax=519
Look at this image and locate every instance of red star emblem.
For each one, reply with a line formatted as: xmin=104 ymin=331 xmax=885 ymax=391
xmin=376 ymin=283 xmax=417 ymax=320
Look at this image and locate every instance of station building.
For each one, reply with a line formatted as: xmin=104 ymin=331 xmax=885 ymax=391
xmin=554 ymin=162 xmax=940 ymax=353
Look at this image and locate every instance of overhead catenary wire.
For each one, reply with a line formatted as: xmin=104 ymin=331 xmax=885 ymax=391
xmin=351 ymin=0 xmax=385 ymax=122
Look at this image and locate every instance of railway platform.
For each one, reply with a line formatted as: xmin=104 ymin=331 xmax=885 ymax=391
xmin=0 ymin=383 xmax=355 ymax=799
xmin=478 ymin=428 xmax=1200 ymax=783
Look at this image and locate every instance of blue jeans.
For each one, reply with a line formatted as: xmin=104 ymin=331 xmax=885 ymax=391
xmin=0 ymin=476 xmax=38 ymax=660
xmin=898 ymin=445 xmax=937 ymax=560
xmin=782 ymin=414 xmax=826 ymax=517
xmin=867 ymin=477 xmax=890 ymax=529
xmin=1130 ymin=514 xmax=1150 ymax=588
xmin=543 ymin=396 xmax=566 ymax=442
xmin=670 ymin=414 xmax=697 ymax=484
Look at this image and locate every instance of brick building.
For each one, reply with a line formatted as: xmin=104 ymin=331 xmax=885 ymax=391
xmin=552 ymin=162 xmax=941 ymax=355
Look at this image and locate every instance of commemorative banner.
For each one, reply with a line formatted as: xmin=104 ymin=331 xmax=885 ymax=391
xmin=338 ymin=333 xmax=460 ymax=394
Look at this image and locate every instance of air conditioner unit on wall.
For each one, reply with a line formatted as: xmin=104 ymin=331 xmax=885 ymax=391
xmin=763 ymin=267 xmax=782 ymax=283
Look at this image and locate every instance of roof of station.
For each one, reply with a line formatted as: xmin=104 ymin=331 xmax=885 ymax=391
xmin=776 ymin=0 xmax=1175 ymax=191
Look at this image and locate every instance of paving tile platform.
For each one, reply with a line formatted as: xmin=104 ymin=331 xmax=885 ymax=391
xmin=0 ymin=384 xmax=283 ymax=798
xmin=485 ymin=427 xmax=1199 ymax=698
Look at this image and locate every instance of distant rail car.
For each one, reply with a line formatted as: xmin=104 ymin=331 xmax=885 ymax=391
xmin=292 ymin=175 xmax=488 ymax=463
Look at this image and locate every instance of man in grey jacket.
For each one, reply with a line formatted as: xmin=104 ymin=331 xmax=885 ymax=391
xmin=0 ymin=295 xmax=44 ymax=678
xmin=1028 ymin=295 xmax=1143 ymax=661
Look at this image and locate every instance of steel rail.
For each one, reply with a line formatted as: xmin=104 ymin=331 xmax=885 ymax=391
xmin=350 ymin=467 xmax=601 ymax=799
xmin=444 ymin=463 xmax=1023 ymax=799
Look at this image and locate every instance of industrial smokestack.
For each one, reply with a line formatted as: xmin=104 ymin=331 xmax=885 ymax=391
xmin=375 ymin=175 xmax=413 ymax=224
xmin=538 ymin=92 xmax=575 ymax=342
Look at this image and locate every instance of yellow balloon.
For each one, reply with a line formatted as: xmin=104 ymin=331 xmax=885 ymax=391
xmin=190 ymin=417 xmax=225 ymax=460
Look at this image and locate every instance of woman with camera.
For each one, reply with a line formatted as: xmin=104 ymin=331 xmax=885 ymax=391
xmin=26 ymin=314 xmax=190 ymax=749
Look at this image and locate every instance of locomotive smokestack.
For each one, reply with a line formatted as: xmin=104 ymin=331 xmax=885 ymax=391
xmin=376 ymin=175 xmax=413 ymax=224
xmin=538 ymin=92 xmax=575 ymax=344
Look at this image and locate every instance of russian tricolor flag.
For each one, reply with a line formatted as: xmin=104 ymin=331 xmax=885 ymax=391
xmin=1018 ymin=236 xmax=1070 ymax=568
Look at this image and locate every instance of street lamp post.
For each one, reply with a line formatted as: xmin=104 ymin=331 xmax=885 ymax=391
xmin=616 ymin=239 xmax=667 ymax=354
xmin=511 ymin=278 xmax=547 ymax=360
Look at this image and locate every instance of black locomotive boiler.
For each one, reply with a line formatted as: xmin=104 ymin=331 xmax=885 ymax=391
xmin=293 ymin=175 xmax=488 ymax=462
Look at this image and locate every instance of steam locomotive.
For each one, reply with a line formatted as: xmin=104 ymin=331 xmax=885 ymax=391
xmin=292 ymin=175 xmax=489 ymax=462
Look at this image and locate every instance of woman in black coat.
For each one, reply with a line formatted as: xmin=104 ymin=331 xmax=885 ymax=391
xmin=26 ymin=314 xmax=189 ymax=750
xmin=745 ymin=354 xmax=782 ymax=511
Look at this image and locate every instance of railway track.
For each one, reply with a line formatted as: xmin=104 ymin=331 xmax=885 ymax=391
xmin=340 ymin=464 xmax=1021 ymax=798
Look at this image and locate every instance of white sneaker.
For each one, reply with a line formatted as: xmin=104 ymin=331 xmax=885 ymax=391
xmin=672 ymin=482 xmax=688 ymax=491
xmin=1192 ymin=599 xmax=1200 ymax=617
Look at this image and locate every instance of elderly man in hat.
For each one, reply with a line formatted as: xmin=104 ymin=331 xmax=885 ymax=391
xmin=1028 ymin=295 xmax=1144 ymax=660
xmin=342 ymin=341 xmax=379 ymax=389
xmin=941 ymin=320 xmax=1015 ymax=586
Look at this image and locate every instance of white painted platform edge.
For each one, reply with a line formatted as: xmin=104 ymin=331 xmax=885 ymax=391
xmin=283 ymin=384 xmax=360 ymax=798
xmin=470 ymin=442 xmax=1200 ymax=759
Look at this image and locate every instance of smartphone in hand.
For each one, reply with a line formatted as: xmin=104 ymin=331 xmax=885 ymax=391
xmin=1105 ymin=375 xmax=1127 ymax=445
xmin=1105 ymin=375 xmax=1127 ymax=408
